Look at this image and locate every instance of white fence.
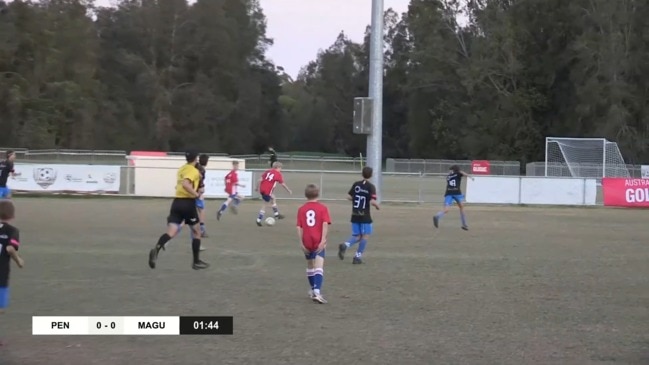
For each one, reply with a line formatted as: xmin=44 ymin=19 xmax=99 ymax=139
xmin=525 ymin=162 xmax=645 ymax=178
xmin=386 ymin=158 xmax=521 ymax=175
xmin=467 ymin=176 xmax=598 ymax=206
xmin=5 ymin=163 xmax=606 ymax=205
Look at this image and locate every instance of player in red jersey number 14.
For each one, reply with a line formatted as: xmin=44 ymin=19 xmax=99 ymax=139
xmin=256 ymin=162 xmax=292 ymax=226
xmin=297 ymin=184 xmax=331 ymax=304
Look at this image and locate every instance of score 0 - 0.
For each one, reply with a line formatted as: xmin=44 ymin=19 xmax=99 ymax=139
xmin=88 ymin=317 xmax=124 ymax=335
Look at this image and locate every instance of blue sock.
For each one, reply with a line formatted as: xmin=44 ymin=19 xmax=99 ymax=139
xmin=200 ymin=222 xmax=205 ymax=233
xmin=257 ymin=210 xmax=264 ymax=221
xmin=345 ymin=236 xmax=359 ymax=247
xmin=219 ymin=203 xmax=228 ymax=213
xmin=435 ymin=211 xmax=445 ymax=219
xmin=233 ymin=198 xmax=240 ymax=206
xmin=460 ymin=211 xmax=467 ymax=226
xmin=272 ymin=205 xmax=279 ymax=215
xmin=357 ymin=238 xmax=368 ymax=256
xmin=313 ymin=268 xmax=324 ymax=291
xmin=307 ymin=268 xmax=315 ymax=289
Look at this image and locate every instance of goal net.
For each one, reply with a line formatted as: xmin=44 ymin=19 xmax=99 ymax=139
xmin=545 ymin=137 xmax=630 ymax=178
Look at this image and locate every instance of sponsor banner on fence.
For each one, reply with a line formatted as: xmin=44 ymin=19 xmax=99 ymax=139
xmin=203 ymin=170 xmax=254 ymax=198
xmin=642 ymin=165 xmax=649 ymax=178
xmin=602 ymin=178 xmax=649 ymax=207
xmin=471 ymin=160 xmax=491 ymax=175
xmin=9 ymin=164 xmax=121 ymax=193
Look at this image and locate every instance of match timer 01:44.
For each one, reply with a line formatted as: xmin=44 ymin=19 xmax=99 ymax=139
xmin=33 ymin=316 xmax=234 ymax=335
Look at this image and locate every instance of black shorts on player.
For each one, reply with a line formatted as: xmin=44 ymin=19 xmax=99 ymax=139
xmin=167 ymin=198 xmax=199 ymax=226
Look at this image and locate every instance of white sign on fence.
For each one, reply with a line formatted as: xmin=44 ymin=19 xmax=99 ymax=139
xmin=203 ymin=170 xmax=254 ymax=198
xmin=466 ymin=176 xmax=597 ymax=205
xmin=642 ymin=165 xmax=649 ymax=178
xmin=9 ymin=164 xmax=121 ymax=193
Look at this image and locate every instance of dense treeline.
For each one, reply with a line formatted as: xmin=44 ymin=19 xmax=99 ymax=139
xmin=0 ymin=0 xmax=648 ymax=163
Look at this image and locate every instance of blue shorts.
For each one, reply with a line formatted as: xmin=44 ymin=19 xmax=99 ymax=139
xmin=351 ymin=223 xmax=373 ymax=236
xmin=304 ymin=249 xmax=326 ymax=260
xmin=0 ymin=287 xmax=9 ymax=309
xmin=0 ymin=187 xmax=10 ymax=198
xmin=444 ymin=194 xmax=464 ymax=206
xmin=261 ymin=194 xmax=272 ymax=202
xmin=229 ymin=194 xmax=240 ymax=200
xmin=195 ymin=198 xmax=205 ymax=210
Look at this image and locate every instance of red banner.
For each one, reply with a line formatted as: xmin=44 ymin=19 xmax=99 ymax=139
xmin=602 ymin=178 xmax=649 ymax=207
xmin=471 ymin=160 xmax=491 ymax=175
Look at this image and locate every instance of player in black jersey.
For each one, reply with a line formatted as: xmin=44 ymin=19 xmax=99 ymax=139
xmin=0 ymin=200 xmax=25 ymax=346
xmin=0 ymin=151 xmax=21 ymax=199
xmin=338 ymin=167 xmax=380 ymax=264
xmin=433 ymin=165 xmax=474 ymax=230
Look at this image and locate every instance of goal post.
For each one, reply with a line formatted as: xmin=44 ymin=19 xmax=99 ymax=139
xmin=544 ymin=137 xmax=630 ymax=178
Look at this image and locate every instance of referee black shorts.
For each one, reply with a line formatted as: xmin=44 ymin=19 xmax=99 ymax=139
xmin=168 ymin=198 xmax=199 ymax=226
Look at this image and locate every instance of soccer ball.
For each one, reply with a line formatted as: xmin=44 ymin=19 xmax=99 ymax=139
xmin=265 ymin=217 xmax=276 ymax=226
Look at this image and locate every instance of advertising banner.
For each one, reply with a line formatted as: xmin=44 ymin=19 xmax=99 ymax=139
xmin=471 ymin=160 xmax=491 ymax=175
xmin=203 ymin=170 xmax=254 ymax=198
xmin=8 ymin=164 xmax=121 ymax=193
xmin=602 ymin=178 xmax=649 ymax=207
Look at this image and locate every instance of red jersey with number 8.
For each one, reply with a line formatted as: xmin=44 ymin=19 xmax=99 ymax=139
xmin=296 ymin=201 xmax=331 ymax=251
xmin=259 ymin=169 xmax=283 ymax=195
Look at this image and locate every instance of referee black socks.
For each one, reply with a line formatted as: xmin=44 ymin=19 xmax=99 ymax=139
xmin=191 ymin=238 xmax=201 ymax=263
xmin=156 ymin=233 xmax=171 ymax=252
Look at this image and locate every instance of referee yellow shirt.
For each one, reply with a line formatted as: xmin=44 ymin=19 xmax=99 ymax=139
xmin=175 ymin=163 xmax=201 ymax=198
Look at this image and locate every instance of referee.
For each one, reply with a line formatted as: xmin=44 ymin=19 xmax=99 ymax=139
xmin=148 ymin=150 xmax=209 ymax=270
xmin=268 ymin=146 xmax=277 ymax=167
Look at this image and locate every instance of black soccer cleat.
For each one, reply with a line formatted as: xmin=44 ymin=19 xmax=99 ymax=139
xmin=216 ymin=211 xmax=223 ymax=221
xmin=148 ymin=248 xmax=158 ymax=269
xmin=275 ymin=214 xmax=285 ymax=220
xmin=192 ymin=260 xmax=210 ymax=270
xmin=352 ymin=257 xmax=363 ymax=265
xmin=256 ymin=220 xmax=262 ymax=227
xmin=461 ymin=225 xmax=469 ymax=231
xmin=338 ymin=243 xmax=347 ymax=260
xmin=433 ymin=216 xmax=439 ymax=228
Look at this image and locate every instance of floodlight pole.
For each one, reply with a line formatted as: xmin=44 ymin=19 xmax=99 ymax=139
xmin=367 ymin=0 xmax=384 ymax=202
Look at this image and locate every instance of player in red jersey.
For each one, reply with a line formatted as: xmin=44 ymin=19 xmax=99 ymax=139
xmin=217 ymin=161 xmax=245 ymax=221
xmin=296 ymin=184 xmax=331 ymax=304
xmin=255 ymin=162 xmax=292 ymax=226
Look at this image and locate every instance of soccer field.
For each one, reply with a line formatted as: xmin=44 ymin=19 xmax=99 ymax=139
xmin=3 ymin=198 xmax=649 ymax=365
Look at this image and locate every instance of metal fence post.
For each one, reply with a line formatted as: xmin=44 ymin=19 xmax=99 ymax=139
xmin=320 ymin=171 xmax=324 ymax=199
xmin=418 ymin=172 xmax=423 ymax=204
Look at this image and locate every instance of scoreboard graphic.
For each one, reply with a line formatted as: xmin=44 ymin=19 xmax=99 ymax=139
xmin=32 ymin=316 xmax=233 ymax=335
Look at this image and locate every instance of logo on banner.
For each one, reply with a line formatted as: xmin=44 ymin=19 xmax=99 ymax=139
xmin=86 ymin=174 xmax=99 ymax=184
xmin=471 ymin=160 xmax=491 ymax=175
xmin=103 ymin=173 xmax=117 ymax=184
xmin=33 ymin=167 xmax=58 ymax=189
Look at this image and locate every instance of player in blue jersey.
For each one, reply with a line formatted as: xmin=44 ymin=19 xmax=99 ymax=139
xmin=338 ymin=167 xmax=380 ymax=264
xmin=0 ymin=151 xmax=21 ymax=199
xmin=433 ymin=165 xmax=474 ymax=230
